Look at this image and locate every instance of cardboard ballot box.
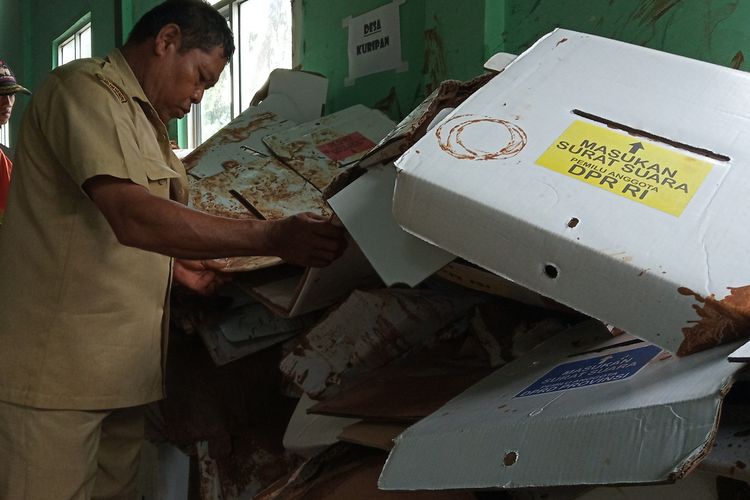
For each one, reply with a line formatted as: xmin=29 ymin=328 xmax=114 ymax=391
xmin=392 ymin=28 xmax=750 ymax=355
xmin=379 ymin=320 xmax=745 ymax=490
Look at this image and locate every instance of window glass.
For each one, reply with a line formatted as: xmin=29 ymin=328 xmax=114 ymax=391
xmin=57 ymin=22 xmax=92 ymax=67
xmin=199 ymin=64 xmax=233 ymax=141
xmin=59 ymin=39 xmax=76 ymax=66
xmin=238 ymin=0 xmax=292 ymax=110
xmin=79 ymin=25 xmax=92 ymax=59
xmin=188 ymin=0 xmax=293 ymax=147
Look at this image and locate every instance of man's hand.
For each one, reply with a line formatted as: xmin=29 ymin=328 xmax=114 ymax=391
xmin=266 ymin=212 xmax=348 ymax=268
xmin=173 ymin=259 xmax=231 ymax=295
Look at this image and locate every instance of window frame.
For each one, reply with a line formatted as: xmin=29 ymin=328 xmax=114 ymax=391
xmin=53 ymin=14 xmax=92 ymax=69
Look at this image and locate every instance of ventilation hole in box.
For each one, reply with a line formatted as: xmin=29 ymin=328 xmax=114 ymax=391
xmin=503 ymin=451 xmax=518 ymax=466
xmin=567 ymin=218 xmax=579 ymax=228
xmin=544 ymin=264 xmax=559 ymax=279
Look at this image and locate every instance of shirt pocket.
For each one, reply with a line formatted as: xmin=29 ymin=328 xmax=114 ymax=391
xmin=142 ymin=157 xmax=181 ymax=199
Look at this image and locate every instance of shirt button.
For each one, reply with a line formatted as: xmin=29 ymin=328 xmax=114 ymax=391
xmin=158 ymin=179 xmax=167 ymax=185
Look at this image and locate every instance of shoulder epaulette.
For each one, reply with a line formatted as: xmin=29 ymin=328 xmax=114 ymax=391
xmin=95 ymin=73 xmax=128 ymax=104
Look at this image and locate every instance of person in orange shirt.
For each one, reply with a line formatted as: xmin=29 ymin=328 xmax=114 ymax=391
xmin=0 ymin=60 xmax=30 ymax=223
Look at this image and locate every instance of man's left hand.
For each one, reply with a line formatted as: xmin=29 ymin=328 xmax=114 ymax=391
xmin=173 ymin=259 xmax=231 ymax=295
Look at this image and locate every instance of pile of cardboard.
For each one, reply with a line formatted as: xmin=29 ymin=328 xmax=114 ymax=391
xmin=165 ymin=31 xmax=750 ymax=500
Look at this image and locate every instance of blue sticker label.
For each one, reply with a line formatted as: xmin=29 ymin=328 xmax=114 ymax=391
xmin=515 ymin=344 xmax=662 ymax=398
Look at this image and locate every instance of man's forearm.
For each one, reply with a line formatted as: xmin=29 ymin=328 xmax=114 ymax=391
xmin=83 ymin=175 xmax=347 ymax=267
xmin=85 ymin=175 xmax=277 ymax=259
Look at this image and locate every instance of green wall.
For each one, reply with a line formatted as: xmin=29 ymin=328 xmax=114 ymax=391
xmin=0 ymin=0 xmax=125 ymax=146
xmin=503 ymin=0 xmax=750 ymax=70
xmin=0 ymin=1 xmax=23 ymax=86
xmin=299 ymin=0 xmax=491 ymax=120
xmin=3 ymin=0 xmax=750 ymax=146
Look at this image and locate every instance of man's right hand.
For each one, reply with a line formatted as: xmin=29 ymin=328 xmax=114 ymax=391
xmin=266 ymin=212 xmax=348 ymax=268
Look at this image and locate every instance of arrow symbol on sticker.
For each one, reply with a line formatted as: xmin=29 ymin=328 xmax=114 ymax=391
xmin=629 ymin=142 xmax=645 ymax=154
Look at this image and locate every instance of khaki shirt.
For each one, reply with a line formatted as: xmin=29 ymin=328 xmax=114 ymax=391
xmin=0 ymin=50 xmax=188 ymax=410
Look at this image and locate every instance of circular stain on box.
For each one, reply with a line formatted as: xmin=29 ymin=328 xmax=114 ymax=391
xmin=436 ymin=114 xmax=527 ymax=161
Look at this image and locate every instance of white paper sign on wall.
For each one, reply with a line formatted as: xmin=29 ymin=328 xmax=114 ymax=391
xmin=343 ymin=0 xmax=408 ymax=86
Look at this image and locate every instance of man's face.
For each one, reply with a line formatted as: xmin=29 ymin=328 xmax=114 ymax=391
xmin=0 ymin=94 xmax=15 ymax=126
xmin=147 ymin=42 xmax=227 ymax=125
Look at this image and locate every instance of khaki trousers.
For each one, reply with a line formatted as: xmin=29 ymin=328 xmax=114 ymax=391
xmin=0 ymin=401 xmax=144 ymax=500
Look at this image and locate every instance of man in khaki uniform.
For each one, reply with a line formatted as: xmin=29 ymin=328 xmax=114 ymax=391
xmin=0 ymin=1 xmax=346 ymax=499
xmin=0 ymin=60 xmax=30 ymax=223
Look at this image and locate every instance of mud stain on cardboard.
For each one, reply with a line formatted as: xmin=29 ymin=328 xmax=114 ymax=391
xmin=677 ymin=286 xmax=750 ymax=356
xmin=436 ymin=114 xmax=527 ymax=161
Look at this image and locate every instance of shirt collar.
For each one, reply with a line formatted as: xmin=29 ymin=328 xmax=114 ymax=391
xmin=102 ymin=49 xmax=169 ymax=134
xmin=102 ymin=49 xmax=150 ymax=104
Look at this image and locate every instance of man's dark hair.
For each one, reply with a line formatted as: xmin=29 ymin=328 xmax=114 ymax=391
xmin=126 ymin=0 xmax=235 ymax=59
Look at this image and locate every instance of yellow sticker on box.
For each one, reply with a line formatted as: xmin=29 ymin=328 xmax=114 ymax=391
xmin=535 ymin=120 xmax=713 ymax=216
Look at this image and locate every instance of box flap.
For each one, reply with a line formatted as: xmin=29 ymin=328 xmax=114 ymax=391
xmin=483 ymin=52 xmax=517 ymax=72
xmin=329 ymin=164 xmax=455 ymax=286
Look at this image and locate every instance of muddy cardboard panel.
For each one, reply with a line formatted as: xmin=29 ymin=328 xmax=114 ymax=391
xmin=392 ymin=29 xmax=750 ymax=356
xmin=184 ymin=108 xmax=297 ymax=179
xmin=224 ymin=156 xmax=330 ymax=220
xmin=189 ymin=173 xmax=254 ymax=220
xmin=189 ymin=153 xmax=331 ymax=220
xmin=188 ymin=158 xmax=282 ymax=273
xmin=184 ymin=69 xmax=327 ymax=179
xmin=263 ymin=104 xmax=395 ymax=191
xmin=379 ymin=321 xmax=745 ymax=490
xmin=280 ymin=288 xmax=482 ymax=398
xmin=189 ymin=151 xmax=330 ymax=273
